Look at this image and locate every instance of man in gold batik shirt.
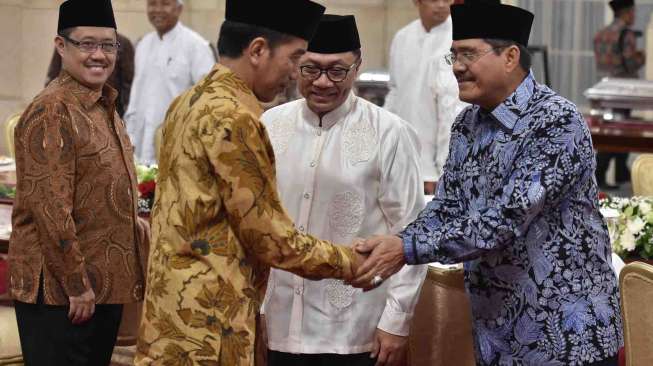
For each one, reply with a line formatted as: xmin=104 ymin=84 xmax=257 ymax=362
xmin=135 ymin=1 xmax=367 ymax=365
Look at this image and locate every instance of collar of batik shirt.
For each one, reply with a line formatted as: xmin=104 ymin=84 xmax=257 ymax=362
xmin=55 ymin=69 xmax=118 ymax=111
xmin=488 ymin=70 xmax=537 ymax=131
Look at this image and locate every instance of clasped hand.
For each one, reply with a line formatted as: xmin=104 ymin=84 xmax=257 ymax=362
xmin=348 ymin=235 xmax=406 ymax=290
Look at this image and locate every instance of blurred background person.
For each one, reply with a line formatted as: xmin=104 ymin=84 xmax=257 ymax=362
xmin=384 ymin=0 xmax=465 ymax=195
xmin=125 ymin=0 xmax=214 ymax=165
xmin=593 ymin=0 xmax=645 ymax=190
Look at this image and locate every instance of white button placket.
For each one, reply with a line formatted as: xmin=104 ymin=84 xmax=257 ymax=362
xmin=288 ymin=124 xmax=327 ymax=345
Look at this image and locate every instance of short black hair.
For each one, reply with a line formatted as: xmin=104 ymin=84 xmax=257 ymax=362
xmin=58 ymin=27 xmax=75 ymax=38
xmin=483 ymin=38 xmax=532 ymax=71
xmin=352 ymin=48 xmax=362 ymax=60
xmin=614 ymin=6 xmax=634 ymax=18
xmin=217 ymin=20 xmax=295 ymax=58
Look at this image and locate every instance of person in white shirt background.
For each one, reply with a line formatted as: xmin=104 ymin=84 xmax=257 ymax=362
xmin=125 ymin=0 xmax=215 ymax=165
xmin=260 ymin=14 xmax=427 ymax=366
xmin=384 ymin=0 xmax=466 ymax=195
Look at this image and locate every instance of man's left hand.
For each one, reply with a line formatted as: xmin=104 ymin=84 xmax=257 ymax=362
xmin=370 ymin=328 xmax=408 ymax=366
xmin=350 ymin=235 xmax=406 ymax=290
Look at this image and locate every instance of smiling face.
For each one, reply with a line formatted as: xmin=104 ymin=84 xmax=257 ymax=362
xmin=56 ymin=26 xmax=117 ymax=91
xmin=451 ymin=38 xmax=510 ymax=109
xmin=414 ymin=0 xmax=454 ymax=30
xmin=147 ymin=0 xmax=182 ymax=35
xmin=297 ymin=51 xmax=360 ymax=116
xmin=250 ymin=37 xmax=308 ymax=103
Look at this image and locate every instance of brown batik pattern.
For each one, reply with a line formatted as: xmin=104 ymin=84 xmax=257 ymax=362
xmin=9 ymin=71 xmax=147 ymax=305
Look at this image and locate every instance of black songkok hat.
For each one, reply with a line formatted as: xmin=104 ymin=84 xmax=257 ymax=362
xmin=225 ymin=0 xmax=326 ymax=41
xmin=451 ymin=1 xmax=534 ymax=47
xmin=308 ymin=15 xmax=361 ymax=54
xmin=58 ymin=0 xmax=117 ymax=32
xmin=609 ymin=0 xmax=635 ymax=12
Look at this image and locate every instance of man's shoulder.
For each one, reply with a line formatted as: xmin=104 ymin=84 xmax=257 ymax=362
xmin=138 ymin=31 xmax=157 ymax=45
xmin=524 ymin=87 xmax=586 ymax=133
xmin=261 ymin=99 xmax=303 ymax=124
xmin=18 ymin=85 xmax=75 ymax=129
xmin=532 ymin=86 xmax=580 ymax=116
xmin=391 ymin=19 xmax=421 ymax=44
xmin=171 ymin=87 xmax=260 ymax=132
xmin=354 ymin=97 xmax=418 ymax=137
xmin=596 ymin=21 xmax=624 ymax=38
xmin=32 ymin=82 xmax=74 ymax=111
xmin=178 ymin=23 xmax=209 ymax=46
xmin=133 ymin=32 xmax=156 ymax=53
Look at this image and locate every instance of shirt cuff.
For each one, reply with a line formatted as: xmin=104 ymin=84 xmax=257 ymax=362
xmin=422 ymin=175 xmax=439 ymax=183
xmin=377 ymin=305 xmax=412 ymax=337
xmin=401 ymin=233 xmax=418 ymax=265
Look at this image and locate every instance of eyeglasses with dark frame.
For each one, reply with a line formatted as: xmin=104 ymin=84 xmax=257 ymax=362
xmin=60 ymin=34 xmax=121 ymax=54
xmin=299 ymin=60 xmax=360 ymax=83
xmin=444 ymin=47 xmax=506 ymax=66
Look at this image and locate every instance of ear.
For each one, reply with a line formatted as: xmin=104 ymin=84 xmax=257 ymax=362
xmin=355 ymin=57 xmax=363 ymax=72
xmin=55 ymin=36 xmax=66 ymax=58
xmin=246 ymin=37 xmax=270 ymax=67
xmin=504 ymin=45 xmax=521 ymax=73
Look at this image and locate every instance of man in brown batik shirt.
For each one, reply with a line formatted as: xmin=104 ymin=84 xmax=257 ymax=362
xmin=8 ymin=1 xmax=148 ymax=365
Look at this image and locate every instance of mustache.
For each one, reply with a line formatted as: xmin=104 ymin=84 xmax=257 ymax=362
xmin=455 ymin=73 xmax=474 ymax=82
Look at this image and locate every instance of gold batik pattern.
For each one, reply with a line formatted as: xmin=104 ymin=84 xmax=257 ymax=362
xmin=135 ymin=64 xmax=357 ymax=366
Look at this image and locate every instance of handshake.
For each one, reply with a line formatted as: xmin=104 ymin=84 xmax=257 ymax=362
xmin=346 ymin=235 xmax=407 ymax=291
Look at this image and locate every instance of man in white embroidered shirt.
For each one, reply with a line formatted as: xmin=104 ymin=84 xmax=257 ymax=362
xmin=125 ymin=0 xmax=214 ymax=165
xmin=260 ymin=15 xmax=427 ymax=366
xmin=384 ymin=0 xmax=466 ymax=194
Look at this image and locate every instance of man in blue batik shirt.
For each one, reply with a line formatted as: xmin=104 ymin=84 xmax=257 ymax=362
xmin=350 ymin=2 xmax=623 ymax=365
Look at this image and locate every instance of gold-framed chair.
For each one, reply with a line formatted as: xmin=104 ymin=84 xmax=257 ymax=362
xmin=408 ymin=265 xmax=476 ymax=366
xmin=620 ymin=261 xmax=653 ymax=366
xmin=632 ymin=154 xmax=653 ymax=196
xmin=0 ymin=305 xmax=23 ymax=365
xmin=3 ymin=113 xmax=21 ymax=159
xmin=154 ymin=125 xmax=163 ymax=163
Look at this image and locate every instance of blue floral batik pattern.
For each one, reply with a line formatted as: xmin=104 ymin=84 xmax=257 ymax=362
xmin=401 ymin=72 xmax=623 ymax=365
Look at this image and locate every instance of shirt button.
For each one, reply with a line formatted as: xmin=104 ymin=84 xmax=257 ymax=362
xmin=317 ymin=130 xmax=322 ymax=136
xmin=304 ymin=193 xmax=311 ymax=199
xmin=310 ymin=162 xmax=316 ymax=167
xmin=295 ymin=287 xmax=303 ymax=295
xmin=299 ymin=225 xmax=305 ymax=232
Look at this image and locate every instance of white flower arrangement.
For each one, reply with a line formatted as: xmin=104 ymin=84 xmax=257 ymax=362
xmin=600 ymin=196 xmax=653 ymax=259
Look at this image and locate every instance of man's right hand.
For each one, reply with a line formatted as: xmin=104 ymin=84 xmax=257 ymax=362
xmin=424 ymin=181 xmax=437 ymax=195
xmin=68 ymin=287 xmax=96 ymax=325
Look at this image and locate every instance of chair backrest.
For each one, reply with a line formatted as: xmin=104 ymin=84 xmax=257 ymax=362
xmin=154 ymin=125 xmax=163 ymax=163
xmin=632 ymin=154 xmax=653 ymax=196
xmin=408 ymin=266 xmax=476 ymax=366
xmin=0 ymin=306 xmax=23 ymax=364
xmin=620 ymin=261 xmax=653 ymax=366
xmin=3 ymin=113 xmax=21 ymax=158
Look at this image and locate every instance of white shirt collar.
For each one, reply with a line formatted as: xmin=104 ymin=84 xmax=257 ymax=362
xmin=160 ymin=21 xmax=183 ymax=42
xmin=418 ymin=16 xmax=452 ymax=36
xmin=301 ymin=92 xmax=356 ymax=130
